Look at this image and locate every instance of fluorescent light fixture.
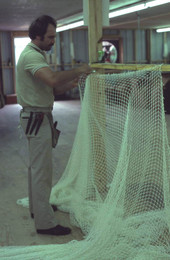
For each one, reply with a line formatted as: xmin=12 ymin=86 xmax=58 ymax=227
xmin=109 ymin=4 xmax=146 ymax=18
xmin=56 ymin=20 xmax=84 ymax=32
xmin=146 ymin=0 xmax=170 ymax=7
xmin=56 ymin=0 xmax=170 ymax=32
xmin=109 ymin=0 xmax=170 ymax=19
xmin=57 ymin=14 xmax=83 ymax=27
xmin=156 ymin=27 xmax=170 ymax=33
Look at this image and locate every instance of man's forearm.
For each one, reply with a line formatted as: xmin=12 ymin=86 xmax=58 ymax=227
xmin=53 ymin=78 xmax=78 ymax=95
xmin=52 ymin=64 xmax=91 ymax=90
xmin=54 ymin=67 xmax=82 ymax=86
xmin=34 ymin=64 xmax=91 ymax=90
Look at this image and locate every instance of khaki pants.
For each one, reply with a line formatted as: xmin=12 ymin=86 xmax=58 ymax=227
xmin=20 ymin=110 xmax=57 ymax=229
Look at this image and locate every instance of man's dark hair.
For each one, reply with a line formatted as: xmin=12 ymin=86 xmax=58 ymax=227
xmin=28 ymin=15 xmax=56 ymax=40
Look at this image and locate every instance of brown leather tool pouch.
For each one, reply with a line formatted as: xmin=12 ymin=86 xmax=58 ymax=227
xmin=46 ymin=113 xmax=60 ymax=148
xmin=52 ymin=121 xmax=61 ymax=148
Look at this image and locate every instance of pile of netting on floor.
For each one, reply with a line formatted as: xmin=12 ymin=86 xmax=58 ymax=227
xmin=1 ymin=66 xmax=170 ymax=259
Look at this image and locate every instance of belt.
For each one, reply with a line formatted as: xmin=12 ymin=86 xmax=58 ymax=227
xmin=21 ymin=107 xmax=52 ymax=136
xmin=21 ymin=106 xmax=60 ymax=147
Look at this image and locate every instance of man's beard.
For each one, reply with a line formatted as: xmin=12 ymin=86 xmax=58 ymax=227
xmin=42 ymin=44 xmax=53 ymax=51
xmin=45 ymin=45 xmax=53 ymax=51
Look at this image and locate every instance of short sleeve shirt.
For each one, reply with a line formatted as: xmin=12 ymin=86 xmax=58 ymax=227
xmin=16 ymin=42 xmax=54 ymax=108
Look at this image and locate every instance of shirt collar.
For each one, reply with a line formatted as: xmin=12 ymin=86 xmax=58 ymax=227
xmin=28 ymin=42 xmax=44 ymax=54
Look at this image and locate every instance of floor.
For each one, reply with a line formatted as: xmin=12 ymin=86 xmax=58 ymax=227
xmin=0 ymin=100 xmax=84 ymax=247
xmin=0 ymin=100 xmax=170 ymax=248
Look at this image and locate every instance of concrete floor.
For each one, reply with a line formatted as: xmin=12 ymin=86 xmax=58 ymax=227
xmin=0 ymin=100 xmax=84 ymax=246
xmin=0 ymin=100 xmax=170 ymax=247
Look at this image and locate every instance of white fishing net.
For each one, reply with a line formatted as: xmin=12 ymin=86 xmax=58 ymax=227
xmin=1 ymin=66 xmax=170 ymax=259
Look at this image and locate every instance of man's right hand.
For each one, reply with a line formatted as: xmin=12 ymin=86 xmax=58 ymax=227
xmin=78 ymin=64 xmax=92 ymax=74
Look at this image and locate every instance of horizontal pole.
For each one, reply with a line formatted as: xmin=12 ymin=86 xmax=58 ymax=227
xmin=90 ymin=63 xmax=170 ymax=72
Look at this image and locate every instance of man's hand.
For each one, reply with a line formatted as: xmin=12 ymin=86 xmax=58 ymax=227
xmin=53 ymin=78 xmax=79 ymax=95
xmin=78 ymin=64 xmax=92 ymax=74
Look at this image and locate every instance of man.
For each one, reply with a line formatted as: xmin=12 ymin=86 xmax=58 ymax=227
xmin=16 ymin=15 xmax=91 ymax=236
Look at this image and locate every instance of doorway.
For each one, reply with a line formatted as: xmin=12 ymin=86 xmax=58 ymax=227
xmin=14 ymin=37 xmax=30 ymax=65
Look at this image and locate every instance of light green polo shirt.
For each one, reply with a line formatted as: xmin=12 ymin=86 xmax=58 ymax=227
xmin=16 ymin=42 xmax=54 ymax=108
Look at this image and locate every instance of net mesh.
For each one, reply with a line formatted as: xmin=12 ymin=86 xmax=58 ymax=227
xmin=1 ymin=66 xmax=170 ymax=259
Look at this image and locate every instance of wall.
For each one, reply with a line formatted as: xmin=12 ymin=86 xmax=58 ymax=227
xmin=57 ymin=28 xmax=170 ymax=66
xmin=0 ymin=32 xmax=14 ymax=97
xmin=0 ymin=29 xmax=170 ymax=100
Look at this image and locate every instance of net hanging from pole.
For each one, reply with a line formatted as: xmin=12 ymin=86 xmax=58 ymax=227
xmin=1 ymin=65 xmax=170 ymax=259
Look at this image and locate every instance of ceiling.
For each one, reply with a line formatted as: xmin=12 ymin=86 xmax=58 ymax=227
xmin=0 ymin=0 xmax=170 ymax=31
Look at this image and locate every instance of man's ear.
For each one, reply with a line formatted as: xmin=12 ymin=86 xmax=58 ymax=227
xmin=36 ymin=35 xmax=41 ymax=41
